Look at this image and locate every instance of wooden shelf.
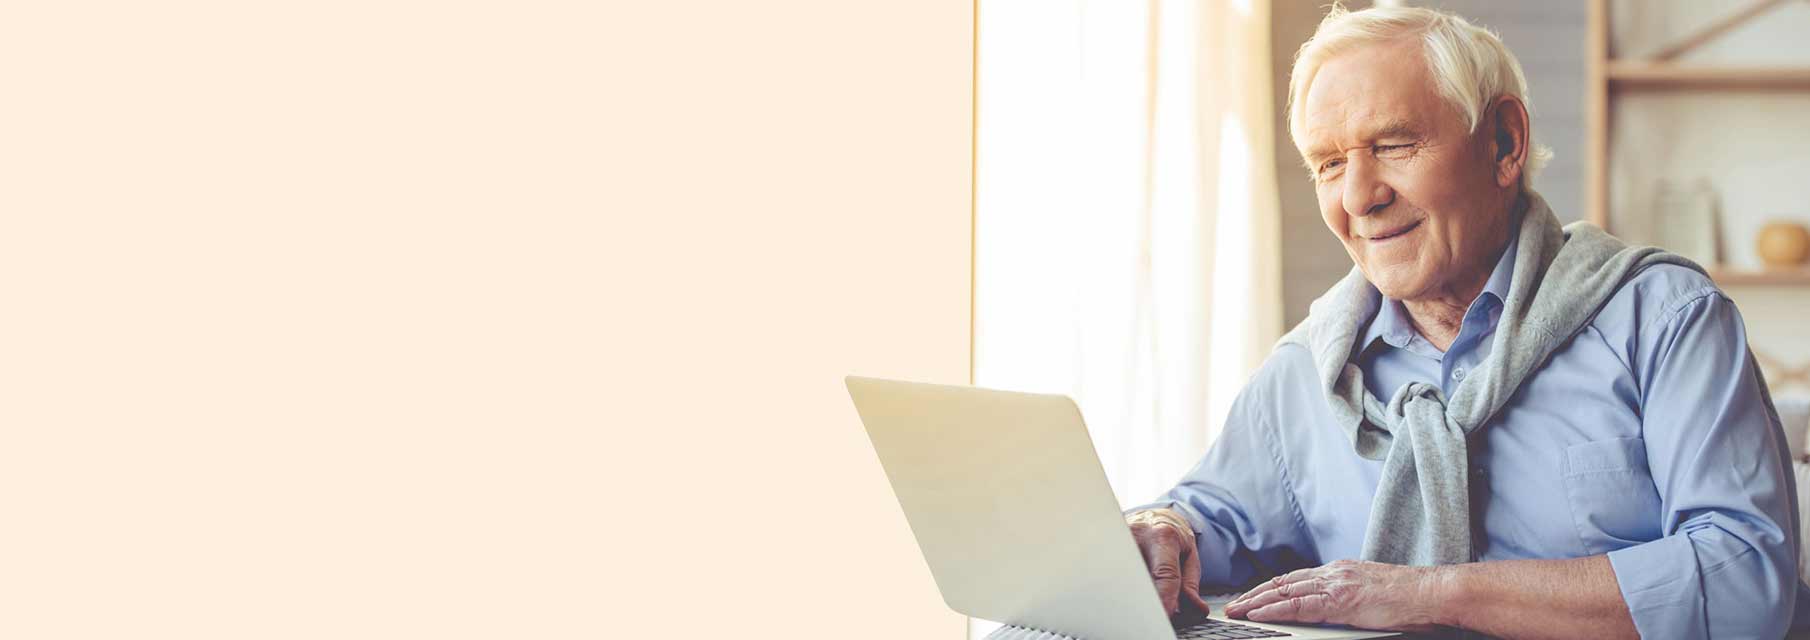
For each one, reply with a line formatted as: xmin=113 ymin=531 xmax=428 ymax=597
xmin=1586 ymin=0 xmax=1810 ymax=287
xmin=1708 ymin=266 xmax=1810 ymax=286
xmin=1607 ymin=62 xmax=1810 ymax=89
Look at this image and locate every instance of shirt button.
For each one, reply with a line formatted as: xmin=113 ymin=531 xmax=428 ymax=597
xmin=1452 ymin=367 xmax=1467 ymax=381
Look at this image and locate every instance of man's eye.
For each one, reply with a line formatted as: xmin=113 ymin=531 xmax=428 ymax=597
xmin=1312 ymin=159 xmax=1344 ymax=183
xmin=1376 ymin=143 xmax=1411 ymax=154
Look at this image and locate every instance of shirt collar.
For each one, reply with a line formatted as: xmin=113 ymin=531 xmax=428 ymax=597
xmin=1359 ymin=224 xmax=1520 ymax=351
xmin=1479 ymin=225 xmax=1519 ymax=310
xmin=1361 ymin=295 xmax=1417 ymax=351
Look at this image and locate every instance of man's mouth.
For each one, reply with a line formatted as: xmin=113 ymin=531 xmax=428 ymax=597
xmin=1366 ymin=220 xmax=1422 ymax=241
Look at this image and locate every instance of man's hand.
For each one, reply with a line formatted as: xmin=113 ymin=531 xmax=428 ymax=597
xmin=1126 ymin=509 xmax=1212 ymax=620
xmin=1222 ymin=559 xmax=1447 ymax=632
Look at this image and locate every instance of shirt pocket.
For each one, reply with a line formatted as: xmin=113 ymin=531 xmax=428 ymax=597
xmin=1560 ymin=437 xmax=1664 ymax=556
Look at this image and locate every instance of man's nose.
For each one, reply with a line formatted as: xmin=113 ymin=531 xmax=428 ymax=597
xmin=1341 ymin=157 xmax=1394 ymax=218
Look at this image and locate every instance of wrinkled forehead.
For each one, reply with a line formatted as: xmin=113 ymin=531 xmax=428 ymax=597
xmin=1293 ymin=42 xmax=1456 ymax=158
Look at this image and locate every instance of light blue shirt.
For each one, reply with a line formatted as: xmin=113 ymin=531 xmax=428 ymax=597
xmin=1136 ymin=229 xmax=1808 ymax=638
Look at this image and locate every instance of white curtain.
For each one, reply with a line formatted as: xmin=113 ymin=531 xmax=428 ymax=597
xmin=971 ymin=0 xmax=1281 ymax=632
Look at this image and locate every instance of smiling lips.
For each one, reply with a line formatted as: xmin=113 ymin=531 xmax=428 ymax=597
xmin=1365 ymin=220 xmax=1422 ymax=241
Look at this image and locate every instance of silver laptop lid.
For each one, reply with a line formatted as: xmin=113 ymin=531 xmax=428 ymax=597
xmin=845 ymin=375 xmax=1175 ymax=640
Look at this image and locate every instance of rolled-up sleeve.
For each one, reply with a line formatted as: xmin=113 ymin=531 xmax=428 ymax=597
xmin=1607 ymin=290 xmax=1800 ymax=639
xmin=1126 ymin=375 xmax=1315 ymax=590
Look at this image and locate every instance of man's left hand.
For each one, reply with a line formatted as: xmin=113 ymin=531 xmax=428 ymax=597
xmin=1222 ymin=559 xmax=1448 ymax=632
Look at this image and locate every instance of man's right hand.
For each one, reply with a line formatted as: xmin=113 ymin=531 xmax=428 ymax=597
xmin=1126 ymin=509 xmax=1212 ymax=621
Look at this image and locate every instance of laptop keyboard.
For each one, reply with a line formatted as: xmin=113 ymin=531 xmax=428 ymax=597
xmin=1176 ymin=618 xmax=1292 ymax=639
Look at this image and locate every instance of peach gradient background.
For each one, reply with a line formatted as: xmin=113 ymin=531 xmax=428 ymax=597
xmin=4 ymin=1 xmax=971 ymax=637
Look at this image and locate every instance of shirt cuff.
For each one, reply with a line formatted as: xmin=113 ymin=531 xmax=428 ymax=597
xmin=1607 ymin=533 xmax=1708 ymax=639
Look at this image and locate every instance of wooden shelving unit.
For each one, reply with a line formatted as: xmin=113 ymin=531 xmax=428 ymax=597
xmin=1606 ymin=62 xmax=1810 ymax=89
xmin=1586 ymin=0 xmax=1810 ymax=287
xmin=1707 ymin=267 xmax=1810 ymax=286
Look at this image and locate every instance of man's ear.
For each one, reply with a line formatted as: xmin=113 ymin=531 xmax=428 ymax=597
xmin=1488 ymin=95 xmax=1530 ymax=189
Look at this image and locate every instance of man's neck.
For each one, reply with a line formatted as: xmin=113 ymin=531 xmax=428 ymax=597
xmin=1400 ymin=193 xmax=1526 ymax=352
xmin=1402 ymin=292 xmax=1477 ymax=352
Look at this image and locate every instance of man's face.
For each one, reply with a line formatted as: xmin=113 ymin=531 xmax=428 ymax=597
xmin=1296 ymin=39 xmax=1511 ymax=302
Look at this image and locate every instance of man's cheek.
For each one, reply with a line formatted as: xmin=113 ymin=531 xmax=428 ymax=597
xmin=1317 ymin=205 xmax=1347 ymax=239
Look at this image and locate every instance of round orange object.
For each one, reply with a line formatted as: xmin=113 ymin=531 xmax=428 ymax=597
xmin=1757 ymin=221 xmax=1810 ymax=268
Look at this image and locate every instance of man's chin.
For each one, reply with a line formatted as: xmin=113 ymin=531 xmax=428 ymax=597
xmin=1365 ymin=270 xmax=1431 ymax=301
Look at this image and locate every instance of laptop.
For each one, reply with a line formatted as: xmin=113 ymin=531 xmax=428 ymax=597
xmin=845 ymin=375 xmax=1398 ymax=640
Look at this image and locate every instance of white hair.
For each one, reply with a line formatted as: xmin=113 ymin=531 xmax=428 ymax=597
xmin=1287 ymin=4 xmax=1553 ymax=190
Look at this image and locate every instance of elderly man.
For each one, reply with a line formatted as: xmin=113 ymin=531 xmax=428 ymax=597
xmin=1123 ymin=6 xmax=1804 ymax=639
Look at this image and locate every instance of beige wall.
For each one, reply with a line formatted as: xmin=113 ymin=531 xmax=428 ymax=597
xmin=6 ymin=2 xmax=971 ymax=638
